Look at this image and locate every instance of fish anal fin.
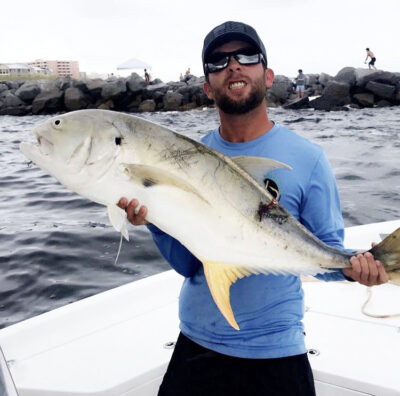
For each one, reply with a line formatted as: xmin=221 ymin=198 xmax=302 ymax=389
xmin=202 ymin=261 xmax=253 ymax=331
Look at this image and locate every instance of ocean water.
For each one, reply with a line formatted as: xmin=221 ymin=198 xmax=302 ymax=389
xmin=0 ymin=107 xmax=399 ymax=328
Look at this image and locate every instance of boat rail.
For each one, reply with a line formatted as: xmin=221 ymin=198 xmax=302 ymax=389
xmin=0 ymin=345 xmax=18 ymax=396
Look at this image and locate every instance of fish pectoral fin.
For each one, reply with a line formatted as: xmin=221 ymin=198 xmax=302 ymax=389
xmin=202 ymin=261 xmax=253 ymax=331
xmin=231 ymin=156 xmax=292 ymax=187
xmin=107 ymin=204 xmax=129 ymax=241
xmin=122 ymin=163 xmax=209 ymax=204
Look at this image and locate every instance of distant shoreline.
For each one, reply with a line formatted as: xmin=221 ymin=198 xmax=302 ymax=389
xmin=1 ymin=67 xmax=399 ymax=116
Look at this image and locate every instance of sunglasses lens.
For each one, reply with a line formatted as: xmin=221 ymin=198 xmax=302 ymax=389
xmin=236 ymin=53 xmax=261 ymax=65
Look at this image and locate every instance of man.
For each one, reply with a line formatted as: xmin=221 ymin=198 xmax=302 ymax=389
xmin=144 ymin=68 xmax=150 ymax=83
xmin=295 ymin=68 xmax=306 ymax=98
xmin=119 ymin=21 xmax=388 ymax=396
xmin=365 ymin=48 xmax=377 ymax=70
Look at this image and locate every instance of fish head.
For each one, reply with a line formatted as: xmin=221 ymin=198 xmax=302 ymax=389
xmin=20 ymin=110 xmax=126 ymax=186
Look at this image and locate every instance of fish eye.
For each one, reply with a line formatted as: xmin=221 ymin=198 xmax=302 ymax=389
xmin=53 ymin=119 xmax=62 ymax=128
xmin=115 ymin=137 xmax=122 ymax=145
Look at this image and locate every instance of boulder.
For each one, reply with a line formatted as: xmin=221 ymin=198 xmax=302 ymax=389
xmin=268 ymin=75 xmax=293 ymax=103
xmin=126 ymin=73 xmax=147 ymax=93
xmin=365 ymin=81 xmax=396 ymax=100
xmin=85 ymin=79 xmax=106 ymax=98
xmin=306 ymin=74 xmax=319 ymax=86
xmin=163 ymin=91 xmax=183 ymax=111
xmin=139 ymin=99 xmax=156 ymax=112
xmin=15 ymin=83 xmax=41 ymax=102
xmin=0 ymin=83 xmax=8 ymax=94
xmin=64 ymin=87 xmax=90 ymax=111
xmin=32 ymin=88 xmax=64 ymax=114
xmin=318 ymin=73 xmax=333 ymax=88
xmin=97 ymin=99 xmax=114 ymax=110
xmin=1 ymin=91 xmax=25 ymax=107
xmin=356 ymin=70 xmax=397 ymax=87
xmin=5 ymin=81 xmax=20 ymax=90
xmin=334 ymin=67 xmax=356 ymax=86
xmin=376 ymin=99 xmax=392 ymax=107
xmin=101 ymin=79 xmax=127 ymax=100
xmin=310 ymin=80 xmax=351 ymax=110
xmin=0 ymin=91 xmax=29 ymax=115
xmin=283 ymin=96 xmax=310 ymax=110
xmin=352 ymin=93 xmax=375 ymax=107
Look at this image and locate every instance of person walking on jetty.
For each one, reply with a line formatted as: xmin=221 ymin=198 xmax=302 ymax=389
xmin=295 ymin=68 xmax=306 ymax=98
xmin=365 ymin=48 xmax=377 ymax=70
xmin=118 ymin=21 xmax=388 ymax=396
xmin=144 ymin=68 xmax=151 ymax=83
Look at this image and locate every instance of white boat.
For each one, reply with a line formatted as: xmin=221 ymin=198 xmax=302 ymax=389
xmin=0 ymin=220 xmax=399 ymax=396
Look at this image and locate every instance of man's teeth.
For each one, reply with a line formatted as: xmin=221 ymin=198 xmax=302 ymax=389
xmin=229 ymin=82 xmax=246 ymax=90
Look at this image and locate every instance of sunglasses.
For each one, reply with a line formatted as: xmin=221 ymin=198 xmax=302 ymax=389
xmin=205 ymin=48 xmax=266 ymax=74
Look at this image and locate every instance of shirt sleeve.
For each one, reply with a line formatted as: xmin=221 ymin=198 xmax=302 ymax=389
xmin=146 ymin=224 xmax=201 ymax=277
xmin=299 ymin=151 xmax=348 ymax=282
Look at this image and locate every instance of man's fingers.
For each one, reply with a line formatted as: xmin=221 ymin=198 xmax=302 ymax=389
xmin=118 ymin=197 xmax=128 ymax=209
xmin=126 ymin=199 xmax=139 ymax=222
xmin=358 ymin=254 xmax=370 ymax=283
xmin=376 ymin=261 xmax=390 ymax=284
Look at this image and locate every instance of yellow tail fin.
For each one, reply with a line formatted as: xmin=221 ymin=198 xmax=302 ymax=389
xmin=202 ymin=261 xmax=252 ymax=330
xmin=370 ymin=228 xmax=400 ymax=272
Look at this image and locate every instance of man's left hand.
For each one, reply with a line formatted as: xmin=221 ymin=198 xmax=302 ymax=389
xmin=343 ymin=252 xmax=389 ymax=286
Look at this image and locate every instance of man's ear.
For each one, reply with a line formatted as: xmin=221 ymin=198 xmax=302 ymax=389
xmin=265 ymin=68 xmax=274 ymax=89
xmin=203 ymin=81 xmax=214 ymax=100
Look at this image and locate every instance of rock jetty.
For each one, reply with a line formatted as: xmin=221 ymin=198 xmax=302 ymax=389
xmin=0 ymin=67 xmax=399 ymax=116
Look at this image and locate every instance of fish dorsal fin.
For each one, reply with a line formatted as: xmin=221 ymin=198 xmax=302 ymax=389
xmin=202 ymin=261 xmax=254 ymax=330
xmin=231 ymin=156 xmax=291 ymax=187
xmin=107 ymin=204 xmax=129 ymax=241
xmin=122 ymin=164 xmax=209 ymax=204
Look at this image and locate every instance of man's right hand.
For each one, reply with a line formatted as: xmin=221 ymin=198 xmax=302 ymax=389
xmin=118 ymin=198 xmax=149 ymax=226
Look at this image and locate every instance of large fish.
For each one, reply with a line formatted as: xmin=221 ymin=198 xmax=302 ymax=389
xmin=20 ymin=109 xmax=400 ymax=330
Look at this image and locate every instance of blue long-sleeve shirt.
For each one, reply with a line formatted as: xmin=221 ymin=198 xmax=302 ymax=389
xmin=148 ymin=123 xmax=347 ymax=358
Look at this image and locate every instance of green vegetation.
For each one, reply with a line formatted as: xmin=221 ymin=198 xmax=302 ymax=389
xmin=0 ymin=74 xmax=57 ymax=83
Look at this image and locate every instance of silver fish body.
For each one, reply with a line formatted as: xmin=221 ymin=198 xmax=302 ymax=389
xmin=20 ymin=109 xmax=400 ymax=329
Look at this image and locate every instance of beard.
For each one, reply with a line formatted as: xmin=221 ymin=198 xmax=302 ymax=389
xmin=211 ymin=74 xmax=267 ymax=114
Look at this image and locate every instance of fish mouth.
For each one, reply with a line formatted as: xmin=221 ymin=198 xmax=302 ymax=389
xmin=35 ymin=132 xmax=54 ymax=156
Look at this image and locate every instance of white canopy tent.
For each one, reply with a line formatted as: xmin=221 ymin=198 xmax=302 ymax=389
xmin=116 ymin=58 xmax=151 ymax=71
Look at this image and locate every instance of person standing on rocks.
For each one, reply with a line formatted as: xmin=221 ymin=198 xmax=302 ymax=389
xmin=365 ymin=48 xmax=377 ymax=70
xmin=295 ymin=69 xmax=306 ymax=98
xmin=144 ymin=69 xmax=151 ymax=83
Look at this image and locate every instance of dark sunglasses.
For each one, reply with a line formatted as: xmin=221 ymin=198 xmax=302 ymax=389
xmin=205 ymin=48 xmax=266 ymax=74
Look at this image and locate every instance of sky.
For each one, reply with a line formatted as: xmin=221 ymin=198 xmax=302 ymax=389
xmin=1 ymin=0 xmax=399 ymax=82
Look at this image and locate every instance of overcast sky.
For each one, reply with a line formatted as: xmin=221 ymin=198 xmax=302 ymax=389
xmin=2 ymin=0 xmax=399 ymax=82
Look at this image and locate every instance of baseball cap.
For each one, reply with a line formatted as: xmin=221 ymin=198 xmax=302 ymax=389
xmin=202 ymin=21 xmax=267 ymax=74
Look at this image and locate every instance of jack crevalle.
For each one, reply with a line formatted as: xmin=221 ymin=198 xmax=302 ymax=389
xmin=20 ymin=109 xmax=400 ymax=330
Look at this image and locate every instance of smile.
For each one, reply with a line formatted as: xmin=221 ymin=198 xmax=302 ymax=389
xmin=229 ymin=81 xmax=246 ymax=90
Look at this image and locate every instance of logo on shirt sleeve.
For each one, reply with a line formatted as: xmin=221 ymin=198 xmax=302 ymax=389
xmin=264 ymin=178 xmax=281 ymax=201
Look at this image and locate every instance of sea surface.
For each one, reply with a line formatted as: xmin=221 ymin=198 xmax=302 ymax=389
xmin=0 ymin=106 xmax=399 ymax=329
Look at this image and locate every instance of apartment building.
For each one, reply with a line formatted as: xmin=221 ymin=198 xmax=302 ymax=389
xmin=28 ymin=59 xmax=80 ymax=78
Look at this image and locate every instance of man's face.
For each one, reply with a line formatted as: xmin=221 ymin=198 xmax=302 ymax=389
xmin=203 ymin=40 xmax=274 ymax=114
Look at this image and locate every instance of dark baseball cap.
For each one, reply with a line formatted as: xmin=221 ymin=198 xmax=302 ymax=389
xmin=202 ymin=21 xmax=267 ymax=74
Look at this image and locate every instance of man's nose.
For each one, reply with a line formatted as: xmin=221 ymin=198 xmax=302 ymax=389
xmin=228 ymin=55 xmax=241 ymax=70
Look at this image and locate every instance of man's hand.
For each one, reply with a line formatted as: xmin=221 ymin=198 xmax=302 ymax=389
xmin=118 ymin=198 xmax=149 ymax=226
xmin=343 ymin=251 xmax=389 ymax=286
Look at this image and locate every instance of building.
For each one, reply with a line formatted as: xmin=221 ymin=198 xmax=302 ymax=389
xmin=0 ymin=63 xmax=39 ymax=76
xmin=28 ymin=59 xmax=80 ymax=79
